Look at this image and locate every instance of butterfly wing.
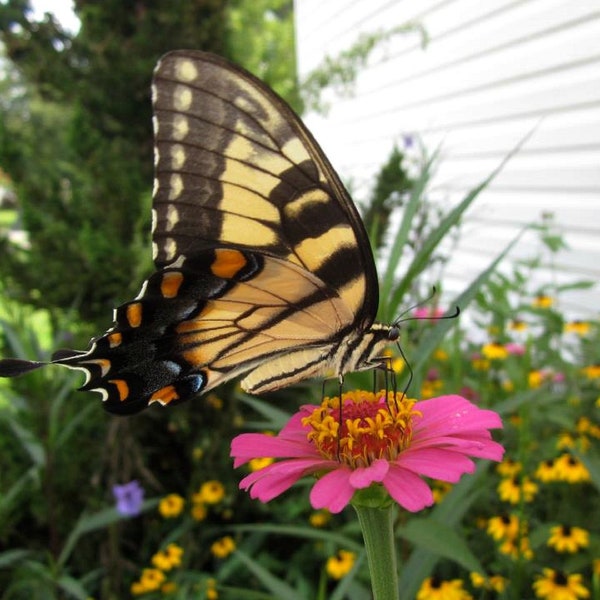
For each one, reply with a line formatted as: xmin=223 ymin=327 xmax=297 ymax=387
xmin=151 ymin=51 xmax=377 ymax=323
xmin=0 ymin=51 xmax=382 ymax=413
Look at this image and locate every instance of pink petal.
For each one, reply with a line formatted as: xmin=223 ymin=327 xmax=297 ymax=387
xmin=398 ymin=447 xmax=476 ymax=482
xmin=348 ymin=458 xmax=389 ymax=488
xmin=231 ymin=433 xmax=314 ymax=467
xmin=383 ymin=465 xmax=434 ymax=512
xmin=239 ymin=457 xmax=331 ymax=502
xmin=414 ymin=396 xmax=502 ymax=439
xmin=310 ymin=468 xmax=355 ymax=513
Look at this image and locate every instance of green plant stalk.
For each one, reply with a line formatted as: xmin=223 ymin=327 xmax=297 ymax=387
xmin=354 ymin=504 xmax=399 ymax=600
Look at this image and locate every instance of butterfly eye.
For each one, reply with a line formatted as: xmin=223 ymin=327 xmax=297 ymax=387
xmin=387 ymin=326 xmax=400 ymax=341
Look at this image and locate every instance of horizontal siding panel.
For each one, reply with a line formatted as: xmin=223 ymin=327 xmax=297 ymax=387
xmin=295 ymin=0 xmax=600 ymax=318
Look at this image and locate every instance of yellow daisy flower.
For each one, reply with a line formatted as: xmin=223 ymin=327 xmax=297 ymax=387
xmin=581 ymin=364 xmax=600 ymax=380
xmin=197 ymin=480 xmax=226 ymax=504
xmin=470 ymin=572 xmax=507 ymax=593
xmin=249 ymin=457 xmax=274 ymax=471
xmin=499 ymin=536 xmax=534 ymax=561
xmin=497 ymin=476 xmax=538 ymax=504
xmin=554 ymin=454 xmax=591 ymax=483
xmin=151 ymin=543 xmax=184 ymax=571
xmin=509 ymin=319 xmax=528 ymax=331
xmin=158 ymin=493 xmax=185 ymax=518
xmin=548 ymin=525 xmax=589 ymax=553
xmin=533 ymin=568 xmax=590 ymax=600
xmin=326 ymin=550 xmax=356 ymax=579
xmin=482 ymin=342 xmax=509 ymax=360
xmin=496 ymin=458 xmax=522 ymax=477
xmin=191 ymin=502 xmax=207 ymax=521
xmin=210 ymin=536 xmax=236 ymax=559
xmin=487 ymin=514 xmax=521 ymax=541
xmin=535 ymin=458 xmax=558 ymax=483
xmin=532 ymin=294 xmax=553 ymax=308
xmin=309 ymin=510 xmax=331 ymax=528
xmin=416 ymin=576 xmax=473 ymax=600
xmin=564 ymin=320 xmax=590 ymax=335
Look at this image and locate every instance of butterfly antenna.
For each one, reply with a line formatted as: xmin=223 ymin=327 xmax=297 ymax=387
xmin=394 ymin=341 xmax=413 ymax=403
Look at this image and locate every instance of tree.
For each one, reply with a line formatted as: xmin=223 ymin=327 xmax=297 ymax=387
xmin=0 ymin=0 xmax=230 ymax=325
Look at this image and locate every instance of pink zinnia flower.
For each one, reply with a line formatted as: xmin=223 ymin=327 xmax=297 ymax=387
xmin=413 ymin=307 xmax=445 ymax=319
xmin=231 ymin=391 xmax=504 ymax=514
xmin=504 ymin=342 xmax=526 ymax=356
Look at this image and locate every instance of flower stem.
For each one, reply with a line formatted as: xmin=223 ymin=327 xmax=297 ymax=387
xmin=354 ymin=503 xmax=399 ymax=600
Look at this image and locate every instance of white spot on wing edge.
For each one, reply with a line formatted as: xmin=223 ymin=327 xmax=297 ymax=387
xmin=175 ymin=58 xmax=198 ymax=82
xmin=173 ymin=85 xmax=192 ymax=111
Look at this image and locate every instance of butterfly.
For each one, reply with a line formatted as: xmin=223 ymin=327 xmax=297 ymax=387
xmin=0 ymin=50 xmax=399 ymax=414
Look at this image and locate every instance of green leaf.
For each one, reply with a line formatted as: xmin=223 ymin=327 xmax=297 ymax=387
xmin=58 ymin=498 xmax=160 ymax=566
xmin=398 ymin=517 xmax=485 ymax=574
xmin=398 ymin=465 xmax=491 ymax=597
xmin=0 ymin=548 xmax=31 ymax=568
xmin=234 ymin=549 xmax=305 ymax=600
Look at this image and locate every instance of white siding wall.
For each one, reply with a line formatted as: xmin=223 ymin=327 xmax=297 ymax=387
xmin=294 ymin=0 xmax=600 ymax=317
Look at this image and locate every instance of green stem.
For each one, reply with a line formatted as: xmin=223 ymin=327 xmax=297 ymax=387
xmin=354 ymin=503 xmax=399 ymax=600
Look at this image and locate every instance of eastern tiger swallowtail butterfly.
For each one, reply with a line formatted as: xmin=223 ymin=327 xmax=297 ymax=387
xmin=0 ymin=50 xmax=399 ymax=414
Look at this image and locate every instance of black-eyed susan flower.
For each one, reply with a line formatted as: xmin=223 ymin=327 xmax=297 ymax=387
xmin=553 ymin=454 xmax=591 ymax=483
xmin=210 ymin=536 xmax=236 ymax=559
xmin=471 ymin=354 xmax=490 ymax=371
xmin=482 ymin=342 xmax=509 ymax=361
xmin=535 ymin=458 xmax=558 ymax=483
xmin=499 ymin=535 xmax=534 ymax=560
xmin=416 ymin=576 xmax=473 ymax=600
xmin=197 ymin=480 xmax=225 ymax=504
xmin=532 ymin=294 xmax=554 ymax=309
xmin=548 ymin=525 xmax=589 ymax=553
xmin=151 ymin=543 xmax=184 ymax=571
xmin=496 ymin=458 xmax=522 ymax=477
xmin=470 ymin=572 xmax=507 ymax=593
xmin=326 ymin=550 xmax=356 ymax=579
xmin=206 ymin=578 xmax=218 ymax=600
xmin=431 ymin=481 xmax=453 ymax=504
xmin=487 ymin=514 xmax=521 ymax=541
xmin=231 ymin=391 xmax=504 ymax=514
xmin=433 ymin=348 xmax=448 ymax=361
xmin=564 ymin=320 xmax=591 ymax=336
xmin=248 ymin=457 xmax=274 ymax=471
xmin=130 ymin=568 xmax=166 ymax=595
xmin=309 ymin=509 xmax=331 ymax=528
xmin=533 ymin=568 xmax=590 ymax=600
xmin=497 ymin=475 xmax=538 ymax=504
xmin=158 ymin=493 xmax=185 ymax=518
xmin=528 ymin=370 xmax=547 ymax=389
xmin=581 ymin=364 xmax=600 ymax=380
xmin=191 ymin=501 xmax=207 ymax=522
xmin=509 ymin=319 xmax=528 ymax=332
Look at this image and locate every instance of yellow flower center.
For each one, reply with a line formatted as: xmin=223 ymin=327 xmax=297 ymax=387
xmin=302 ymin=390 xmax=419 ymax=468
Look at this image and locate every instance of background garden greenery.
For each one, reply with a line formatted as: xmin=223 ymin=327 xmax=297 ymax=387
xmin=0 ymin=2 xmax=599 ymax=599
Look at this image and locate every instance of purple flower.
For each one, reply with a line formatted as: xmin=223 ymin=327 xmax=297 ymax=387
xmin=113 ymin=480 xmax=144 ymax=516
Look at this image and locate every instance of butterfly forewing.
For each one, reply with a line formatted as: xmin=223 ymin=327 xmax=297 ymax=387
xmin=0 ymin=50 xmax=390 ymax=413
xmin=151 ymin=51 xmax=377 ymax=325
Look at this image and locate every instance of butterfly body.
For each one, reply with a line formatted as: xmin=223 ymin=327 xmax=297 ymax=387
xmin=0 ymin=51 xmax=397 ymax=414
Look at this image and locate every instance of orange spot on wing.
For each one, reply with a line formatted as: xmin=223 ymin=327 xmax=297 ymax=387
xmin=109 ymin=379 xmax=129 ymax=402
xmin=107 ymin=332 xmax=122 ymax=348
xmin=126 ymin=303 xmax=143 ymax=328
xmin=149 ymin=385 xmax=179 ymax=405
xmin=161 ymin=271 xmax=184 ymax=298
xmin=211 ymin=249 xmax=246 ymax=279
xmin=183 ymin=347 xmax=204 ymax=367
